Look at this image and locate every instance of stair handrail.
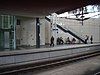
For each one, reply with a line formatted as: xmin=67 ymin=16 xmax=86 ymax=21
xmin=61 ymin=25 xmax=86 ymax=40
xmin=56 ymin=17 xmax=86 ymax=40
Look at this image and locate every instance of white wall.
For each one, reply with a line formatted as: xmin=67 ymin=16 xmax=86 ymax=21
xmin=16 ymin=15 xmax=100 ymax=47
xmin=52 ymin=17 xmax=100 ymax=43
xmin=45 ymin=20 xmax=51 ymax=44
xmin=20 ymin=18 xmax=36 ymax=46
xmin=16 ymin=17 xmax=46 ymax=46
xmin=40 ymin=18 xmax=46 ymax=45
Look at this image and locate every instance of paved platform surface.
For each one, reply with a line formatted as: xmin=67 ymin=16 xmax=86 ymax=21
xmin=18 ymin=55 xmax=100 ymax=75
xmin=0 ymin=43 xmax=100 ymax=56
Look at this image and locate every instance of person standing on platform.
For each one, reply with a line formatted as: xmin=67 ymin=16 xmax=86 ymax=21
xmin=67 ymin=37 xmax=71 ymax=44
xmin=50 ymin=36 xmax=54 ymax=46
xmin=90 ymin=35 xmax=93 ymax=44
xmin=72 ymin=38 xmax=76 ymax=44
xmin=85 ymin=35 xmax=89 ymax=44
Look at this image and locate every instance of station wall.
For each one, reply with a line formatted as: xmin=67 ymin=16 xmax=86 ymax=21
xmin=52 ymin=17 xmax=100 ymax=44
xmin=16 ymin=17 xmax=46 ymax=47
xmin=16 ymin=16 xmax=100 ymax=47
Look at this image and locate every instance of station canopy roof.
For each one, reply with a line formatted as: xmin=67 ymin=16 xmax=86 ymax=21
xmin=0 ymin=0 xmax=100 ymax=17
xmin=57 ymin=5 xmax=100 ymax=20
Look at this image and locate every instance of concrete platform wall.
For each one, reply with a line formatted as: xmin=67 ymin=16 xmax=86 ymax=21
xmin=0 ymin=44 xmax=100 ymax=68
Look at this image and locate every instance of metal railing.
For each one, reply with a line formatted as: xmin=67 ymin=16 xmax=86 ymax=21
xmin=63 ymin=25 xmax=86 ymax=40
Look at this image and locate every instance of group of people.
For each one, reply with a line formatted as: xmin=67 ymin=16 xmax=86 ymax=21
xmin=56 ymin=37 xmax=77 ymax=45
xmin=85 ymin=35 xmax=93 ymax=44
xmin=65 ymin=37 xmax=76 ymax=44
xmin=50 ymin=36 xmax=77 ymax=46
xmin=50 ymin=35 xmax=93 ymax=46
xmin=57 ymin=37 xmax=64 ymax=45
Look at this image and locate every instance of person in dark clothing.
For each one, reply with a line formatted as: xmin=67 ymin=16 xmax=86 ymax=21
xmin=72 ymin=38 xmax=76 ymax=44
xmin=85 ymin=35 xmax=89 ymax=44
xmin=66 ymin=37 xmax=71 ymax=44
xmin=90 ymin=35 xmax=93 ymax=44
xmin=50 ymin=36 xmax=54 ymax=46
xmin=59 ymin=37 xmax=64 ymax=44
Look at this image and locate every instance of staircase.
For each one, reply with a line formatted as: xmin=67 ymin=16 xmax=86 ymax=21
xmin=56 ymin=25 xmax=86 ymax=43
xmin=45 ymin=16 xmax=86 ymax=44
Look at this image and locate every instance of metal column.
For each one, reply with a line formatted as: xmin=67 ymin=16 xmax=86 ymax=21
xmin=36 ymin=18 xmax=40 ymax=48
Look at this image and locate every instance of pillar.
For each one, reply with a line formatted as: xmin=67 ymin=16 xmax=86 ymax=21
xmin=36 ymin=18 xmax=40 ymax=48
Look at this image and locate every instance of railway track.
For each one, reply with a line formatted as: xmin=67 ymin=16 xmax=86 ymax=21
xmin=0 ymin=50 xmax=100 ymax=75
